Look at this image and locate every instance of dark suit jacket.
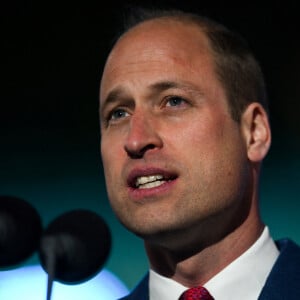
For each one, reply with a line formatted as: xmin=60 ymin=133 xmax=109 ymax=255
xmin=119 ymin=239 xmax=300 ymax=300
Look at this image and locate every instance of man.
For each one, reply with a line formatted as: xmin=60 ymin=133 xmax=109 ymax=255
xmin=99 ymin=8 xmax=300 ymax=300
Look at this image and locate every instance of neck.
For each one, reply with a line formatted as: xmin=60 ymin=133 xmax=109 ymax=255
xmin=145 ymin=213 xmax=264 ymax=287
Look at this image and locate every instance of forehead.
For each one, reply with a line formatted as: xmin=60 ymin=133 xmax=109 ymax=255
xmin=117 ymin=18 xmax=210 ymax=51
xmin=100 ymin=19 xmax=216 ymax=101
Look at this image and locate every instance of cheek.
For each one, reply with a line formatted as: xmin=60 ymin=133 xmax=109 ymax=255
xmin=101 ymin=138 xmax=123 ymax=183
xmin=166 ymin=117 xmax=221 ymax=156
xmin=101 ymin=146 xmax=125 ymax=211
xmin=176 ymin=116 xmax=245 ymax=177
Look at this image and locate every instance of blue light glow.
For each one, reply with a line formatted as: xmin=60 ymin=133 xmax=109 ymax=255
xmin=0 ymin=265 xmax=129 ymax=300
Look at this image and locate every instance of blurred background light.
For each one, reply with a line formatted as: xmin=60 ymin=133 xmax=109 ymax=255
xmin=0 ymin=265 xmax=129 ymax=300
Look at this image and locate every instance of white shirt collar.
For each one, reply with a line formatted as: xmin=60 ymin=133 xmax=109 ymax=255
xmin=149 ymin=226 xmax=279 ymax=300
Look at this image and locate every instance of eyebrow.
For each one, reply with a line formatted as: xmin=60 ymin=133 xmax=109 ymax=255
xmin=149 ymin=80 xmax=204 ymax=97
xmin=101 ymin=81 xmax=179 ymax=104
xmin=100 ymin=87 xmax=129 ymax=117
xmin=100 ymin=80 xmax=202 ymax=115
xmin=148 ymin=80 xmax=181 ymax=92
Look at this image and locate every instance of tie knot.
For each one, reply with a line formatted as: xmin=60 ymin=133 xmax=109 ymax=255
xmin=179 ymin=286 xmax=214 ymax=300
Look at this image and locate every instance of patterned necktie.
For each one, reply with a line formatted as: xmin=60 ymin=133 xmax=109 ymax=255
xmin=178 ymin=286 xmax=214 ymax=300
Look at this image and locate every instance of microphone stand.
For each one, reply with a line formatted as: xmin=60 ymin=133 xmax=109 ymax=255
xmin=41 ymin=236 xmax=58 ymax=300
xmin=46 ymin=253 xmax=55 ymax=300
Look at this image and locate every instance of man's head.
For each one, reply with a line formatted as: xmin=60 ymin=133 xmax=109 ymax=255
xmin=115 ymin=9 xmax=269 ymax=122
xmin=99 ymin=9 xmax=271 ymax=252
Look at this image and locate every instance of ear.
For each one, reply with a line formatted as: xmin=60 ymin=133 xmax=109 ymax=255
xmin=241 ymin=103 xmax=271 ymax=162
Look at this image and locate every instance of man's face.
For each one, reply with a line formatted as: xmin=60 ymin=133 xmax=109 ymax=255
xmin=100 ymin=20 xmax=252 ymax=249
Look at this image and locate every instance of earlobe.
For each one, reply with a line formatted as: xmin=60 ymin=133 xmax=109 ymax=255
xmin=241 ymin=103 xmax=271 ymax=162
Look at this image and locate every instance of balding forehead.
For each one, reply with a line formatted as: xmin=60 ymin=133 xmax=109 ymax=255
xmin=100 ymin=17 xmax=218 ymax=105
xmin=112 ymin=17 xmax=210 ymax=53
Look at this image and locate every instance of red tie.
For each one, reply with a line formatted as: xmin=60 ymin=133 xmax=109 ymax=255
xmin=179 ymin=286 xmax=214 ymax=300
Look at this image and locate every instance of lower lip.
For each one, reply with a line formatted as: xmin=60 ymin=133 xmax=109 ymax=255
xmin=128 ymin=179 xmax=177 ymax=201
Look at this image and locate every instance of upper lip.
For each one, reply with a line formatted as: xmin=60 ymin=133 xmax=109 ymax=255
xmin=126 ymin=167 xmax=178 ymax=188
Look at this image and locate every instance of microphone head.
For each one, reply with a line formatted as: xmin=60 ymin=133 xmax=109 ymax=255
xmin=39 ymin=209 xmax=111 ymax=284
xmin=0 ymin=195 xmax=43 ymax=268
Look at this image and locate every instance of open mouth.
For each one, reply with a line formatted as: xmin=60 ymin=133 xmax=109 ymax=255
xmin=130 ymin=173 xmax=177 ymax=189
xmin=135 ymin=174 xmax=164 ymax=189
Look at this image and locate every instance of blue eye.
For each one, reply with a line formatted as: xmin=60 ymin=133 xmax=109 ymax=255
xmin=166 ymin=96 xmax=185 ymax=107
xmin=110 ymin=109 xmax=129 ymax=120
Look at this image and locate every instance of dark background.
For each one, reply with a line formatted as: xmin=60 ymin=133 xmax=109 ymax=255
xmin=2 ymin=0 xmax=300 ymax=289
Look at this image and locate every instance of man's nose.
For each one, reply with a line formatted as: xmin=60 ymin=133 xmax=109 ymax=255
xmin=124 ymin=113 xmax=163 ymax=159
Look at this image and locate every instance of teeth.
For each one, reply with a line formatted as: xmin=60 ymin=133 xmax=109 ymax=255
xmin=138 ymin=180 xmax=165 ymax=189
xmin=135 ymin=174 xmax=164 ymax=188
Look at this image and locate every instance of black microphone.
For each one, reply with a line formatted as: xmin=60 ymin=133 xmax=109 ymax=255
xmin=0 ymin=195 xmax=43 ymax=268
xmin=38 ymin=209 xmax=111 ymax=300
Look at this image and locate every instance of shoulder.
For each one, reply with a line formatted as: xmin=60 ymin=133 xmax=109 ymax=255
xmin=259 ymin=238 xmax=300 ymax=299
xmin=273 ymin=238 xmax=300 ymax=275
xmin=276 ymin=238 xmax=300 ymax=254
xmin=275 ymin=238 xmax=300 ymax=265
